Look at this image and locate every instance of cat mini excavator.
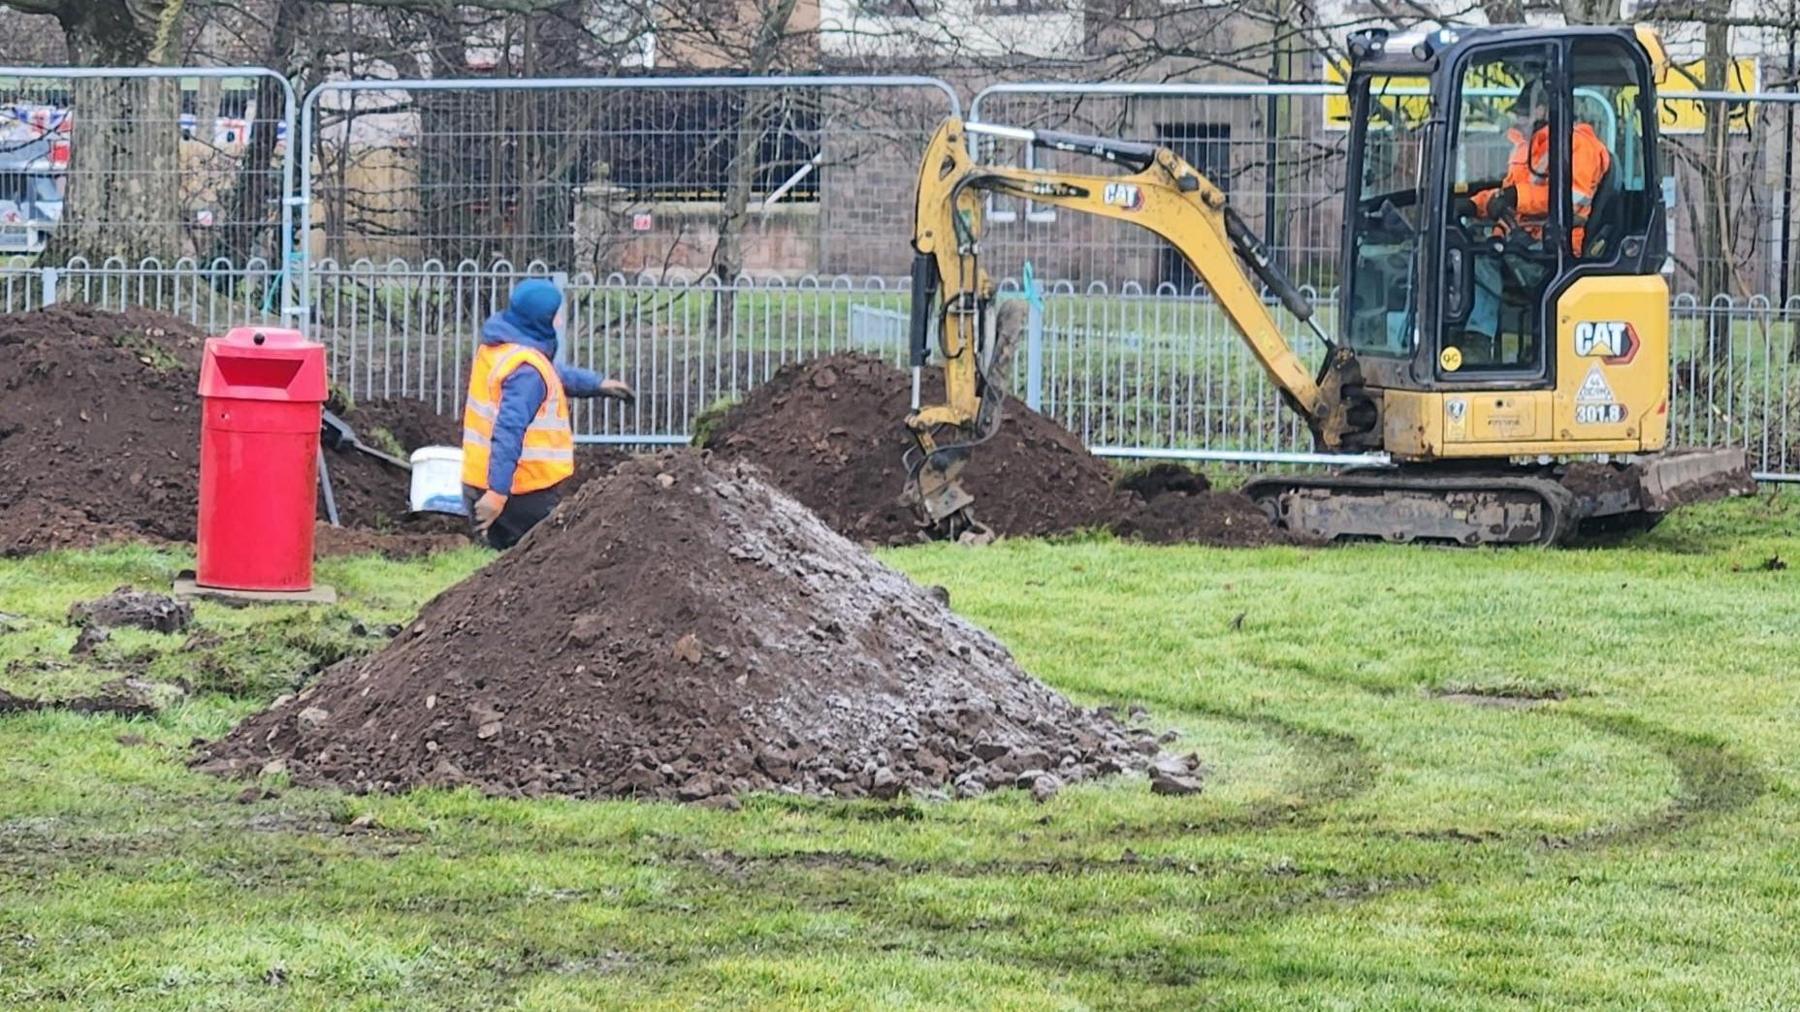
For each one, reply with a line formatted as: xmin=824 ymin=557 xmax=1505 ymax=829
xmin=903 ymin=23 xmax=1754 ymax=546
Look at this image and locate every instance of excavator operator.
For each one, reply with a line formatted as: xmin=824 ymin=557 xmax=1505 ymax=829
xmin=1458 ymin=80 xmax=1613 ymax=360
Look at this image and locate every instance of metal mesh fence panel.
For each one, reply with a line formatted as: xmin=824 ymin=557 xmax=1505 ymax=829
xmin=968 ymin=84 xmax=1346 ymax=293
xmin=300 ymin=76 xmax=958 ymax=285
xmin=0 ymin=67 xmax=296 ymax=295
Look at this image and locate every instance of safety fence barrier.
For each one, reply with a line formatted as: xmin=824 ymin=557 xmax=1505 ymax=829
xmin=0 ymin=65 xmax=1796 ymax=480
xmin=6 ymin=256 xmax=1796 ymax=478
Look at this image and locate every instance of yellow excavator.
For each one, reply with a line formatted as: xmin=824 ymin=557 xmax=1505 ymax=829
xmin=903 ymin=24 xmax=1754 ymax=545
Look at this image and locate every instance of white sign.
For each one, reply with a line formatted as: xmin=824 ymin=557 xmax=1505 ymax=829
xmin=1576 ymin=365 xmax=1615 ymax=405
xmin=1576 ymin=403 xmax=1628 ymax=425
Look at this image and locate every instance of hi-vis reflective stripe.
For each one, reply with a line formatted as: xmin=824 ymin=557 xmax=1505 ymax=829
xmin=463 ymin=427 xmax=491 ymax=447
xmin=466 ymin=399 xmax=497 ymax=421
xmin=519 ymin=447 xmax=575 ymax=462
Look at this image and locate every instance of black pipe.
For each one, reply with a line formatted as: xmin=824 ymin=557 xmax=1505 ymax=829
xmin=1781 ymin=29 xmax=1797 ymax=305
xmin=908 ymin=252 xmax=939 ymax=368
xmin=1264 ymin=33 xmax=1281 ymax=272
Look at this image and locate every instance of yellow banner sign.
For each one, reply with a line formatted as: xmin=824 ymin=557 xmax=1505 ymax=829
xmin=1658 ymin=58 xmax=1758 ymax=134
xmin=1323 ymin=57 xmax=1760 ymax=135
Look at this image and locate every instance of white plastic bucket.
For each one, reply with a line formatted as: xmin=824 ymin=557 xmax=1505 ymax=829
xmin=409 ymin=446 xmax=467 ymax=515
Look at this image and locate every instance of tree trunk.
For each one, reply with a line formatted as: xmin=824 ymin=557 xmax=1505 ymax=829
xmin=211 ymin=0 xmax=303 ymax=271
xmin=54 ymin=1 xmax=162 ymax=65
xmin=33 ymin=0 xmax=186 ymax=264
xmin=707 ymin=0 xmax=803 ymax=333
xmin=709 ymin=93 xmax=773 ymax=285
xmin=417 ymin=11 xmax=480 ymax=266
xmin=43 ymin=76 xmax=184 ymax=265
xmin=1699 ymin=19 xmax=1734 ymax=323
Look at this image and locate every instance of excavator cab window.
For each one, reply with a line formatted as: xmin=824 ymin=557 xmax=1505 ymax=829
xmin=1343 ymin=73 xmax=1432 ymax=360
xmin=1439 ymin=44 xmax=1559 ymax=375
xmin=1564 ymin=38 xmax=1661 ymax=267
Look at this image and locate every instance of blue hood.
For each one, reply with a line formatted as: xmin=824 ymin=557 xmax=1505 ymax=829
xmin=481 ymin=279 xmax=562 ymax=357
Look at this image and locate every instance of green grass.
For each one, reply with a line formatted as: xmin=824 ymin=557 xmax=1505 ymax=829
xmin=3 ymin=496 xmax=1799 ymax=1008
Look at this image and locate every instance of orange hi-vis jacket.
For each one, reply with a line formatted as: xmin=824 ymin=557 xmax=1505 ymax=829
xmin=1524 ymin=121 xmax=1610 ymax=254
xmin=1474 ymin=122 xmax=1611 ymax=255
xmin=461 ymin=342 xmax=574 ymax=494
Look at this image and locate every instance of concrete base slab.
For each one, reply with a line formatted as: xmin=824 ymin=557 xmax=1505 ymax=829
xmin=173 ymin=577 xmax=338 ymax=606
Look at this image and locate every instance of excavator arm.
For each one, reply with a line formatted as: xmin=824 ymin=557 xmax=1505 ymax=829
xmin=904 ymin=117 xmax=1375 ymax=535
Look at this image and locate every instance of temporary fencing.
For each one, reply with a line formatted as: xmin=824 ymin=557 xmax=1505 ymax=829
xmin=0 ymin=65 xmax=1795 ymax=479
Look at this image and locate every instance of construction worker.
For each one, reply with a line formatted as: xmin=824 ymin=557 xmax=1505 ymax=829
xmin=462 ymin=279 xmax=633 ymax=549
xmin=1463 ymin=86 xmax=1613 ymax=254
xmin=1459 ymin=85 xmax=1612 ymax=359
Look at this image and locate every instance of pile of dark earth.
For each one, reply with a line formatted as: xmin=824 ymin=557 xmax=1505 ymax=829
xmin=196 ymin=451 xmax=1175 ymax=804
xmin=0 ymin=303 xmax=568 ymax=555
xmin=699 ymin=354 xmax=1302 ymax=548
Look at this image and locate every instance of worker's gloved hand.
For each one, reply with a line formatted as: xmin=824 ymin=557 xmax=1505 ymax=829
xmin=1488 ymin=186 xmax=1518 ymax=220
xmin=473 ymin=490 xmax=509 ymax=532
xmin=599 ymin=379 xmax=636 ymax=404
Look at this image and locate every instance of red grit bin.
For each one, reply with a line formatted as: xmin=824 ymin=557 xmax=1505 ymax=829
xmin=195 ymin=327 xmax=328 ymax=592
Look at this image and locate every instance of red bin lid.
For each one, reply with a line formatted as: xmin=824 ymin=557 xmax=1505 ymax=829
xmin=197 ymin=327 xmax=328 ymax=403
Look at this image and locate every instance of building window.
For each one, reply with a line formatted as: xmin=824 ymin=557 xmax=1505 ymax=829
xmin=600 ymin=89 xmax=823 ymax=203
xmin=858 ymin=0 xmax=938 ymax=15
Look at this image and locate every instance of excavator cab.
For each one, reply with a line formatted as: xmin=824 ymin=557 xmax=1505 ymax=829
xmin=1341 ymin=26 xmax=1671 ymax=436
xmin=902 ymin=24 xmax=1752 ymax=546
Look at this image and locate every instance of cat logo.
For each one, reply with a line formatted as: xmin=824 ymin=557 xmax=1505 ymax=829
xmin=1102 ymin=183 xmax=1144 ymax=211
xmin=1573 ymin=320 xmax=1641 ymax=364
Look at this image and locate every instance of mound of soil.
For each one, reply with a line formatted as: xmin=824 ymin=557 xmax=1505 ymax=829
xmin=197 ymin=451 xmax=1160 ymax=802
xmin=703 ymin=356 xmax=1294 ymax=548
xmin=1111 ymin=463 xmax=1298 ymax=548
xmin=0 ymin=305 xmax=207 ymax=555
xmin=0 ymin=303 xmax=487 ymax=554
xmin=703 ymin=355 xmax=1133 ymax=544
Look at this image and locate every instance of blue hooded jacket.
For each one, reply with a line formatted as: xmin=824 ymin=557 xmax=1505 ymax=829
xmin=477 ymin=279 xmax=608 ymax=495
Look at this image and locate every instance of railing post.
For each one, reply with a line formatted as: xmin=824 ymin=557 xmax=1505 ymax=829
xmin=1023 ymin=261 xmax=1044 ymax=412
xmin=40 ymin=266 xmax=57 ymax=307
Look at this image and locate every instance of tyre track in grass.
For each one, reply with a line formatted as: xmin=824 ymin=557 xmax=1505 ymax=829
xmin=1541 ymin=711 xmax=1768 ymax=850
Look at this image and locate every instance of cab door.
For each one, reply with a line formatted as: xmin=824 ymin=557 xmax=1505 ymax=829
xmin=1432 ymin=41 xmax=1561 ymax=391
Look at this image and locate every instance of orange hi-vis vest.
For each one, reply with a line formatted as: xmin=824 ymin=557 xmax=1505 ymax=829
xmin=461 ymin=342 xmax=574 ymax=494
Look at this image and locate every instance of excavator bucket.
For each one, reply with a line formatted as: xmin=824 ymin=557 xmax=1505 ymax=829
xmin=1560 ymin=447 xmax=1755 ymax=525
xmin=906 ymin=443 xmax=995 ymax=544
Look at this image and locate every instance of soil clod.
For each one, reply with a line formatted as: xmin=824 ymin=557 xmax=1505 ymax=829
xmin=1148 ymin=753 xmax=1207 ymax=796
xmin=69 ymin=587 xmax=193 ymax=634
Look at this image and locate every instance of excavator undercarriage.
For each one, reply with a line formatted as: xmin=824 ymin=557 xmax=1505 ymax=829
xmin=1240 ymin=448 xmax=1754 ymax=547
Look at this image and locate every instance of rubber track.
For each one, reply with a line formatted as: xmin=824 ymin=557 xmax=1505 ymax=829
xmin=1240 ymin=472 xmax=1578 ymax=547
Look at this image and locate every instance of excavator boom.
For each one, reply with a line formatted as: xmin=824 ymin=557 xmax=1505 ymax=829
xmin=904 ymin=116 xmax=1375 ymax=536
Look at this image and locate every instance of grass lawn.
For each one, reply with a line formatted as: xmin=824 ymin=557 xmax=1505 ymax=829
xmin=2 ymin=495 xmax=1798 ymax=1009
